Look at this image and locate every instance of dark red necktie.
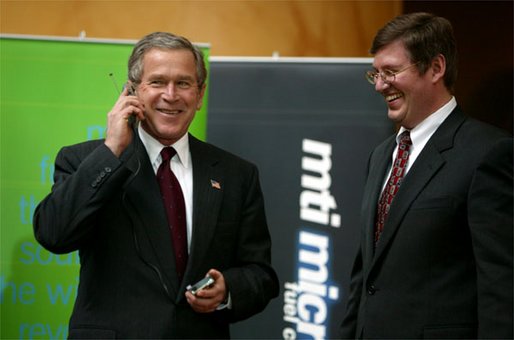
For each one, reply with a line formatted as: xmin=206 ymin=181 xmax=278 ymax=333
xmin=375 ymin=131 xmax=412 ymax=244
xmin=157 ymin=147 xmax=188 ymax=280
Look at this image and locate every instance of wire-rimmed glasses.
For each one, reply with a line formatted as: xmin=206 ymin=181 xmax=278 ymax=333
xmin=365 ymin=63 xmax=419 ymax=85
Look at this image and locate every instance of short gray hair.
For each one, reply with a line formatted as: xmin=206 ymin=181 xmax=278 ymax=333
xmin=128 ymin=32 xmax=207 ymax=88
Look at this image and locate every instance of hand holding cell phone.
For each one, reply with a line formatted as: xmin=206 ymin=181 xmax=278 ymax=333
xmin=185 ymin=269 xmax=227 ymax=313
xmin=104 ymin=76 xmax=144 ymax=157
xmin=186 ymin=275 xmax=215 ymax=295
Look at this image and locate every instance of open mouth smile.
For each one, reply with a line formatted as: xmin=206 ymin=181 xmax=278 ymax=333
xmin=385 ymin=93 xmax=403 ymax=102
xmin=157 ymin=108 xmax=182 ymax=115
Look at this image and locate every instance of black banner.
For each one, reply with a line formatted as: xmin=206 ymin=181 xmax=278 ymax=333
xmin=207 ymin=58 xmax=393 ymax=339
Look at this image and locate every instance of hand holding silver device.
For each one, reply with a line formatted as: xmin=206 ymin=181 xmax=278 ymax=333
xmin=186 ymin=275 xmax=215 ymax=295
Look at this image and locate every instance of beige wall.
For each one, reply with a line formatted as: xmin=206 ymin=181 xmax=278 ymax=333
xmin=0 ymin=0 xmax=401 ymax=57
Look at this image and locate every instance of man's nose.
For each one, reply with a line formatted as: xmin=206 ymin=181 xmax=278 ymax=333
xmin=162 ymin=83 xmax=179 ymax=100
xmin=374 ymin=77 xmax=390 ymax=92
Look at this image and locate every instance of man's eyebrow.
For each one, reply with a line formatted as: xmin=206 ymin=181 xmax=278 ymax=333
xmin=146 ymin=74 xmax=195 ymax=81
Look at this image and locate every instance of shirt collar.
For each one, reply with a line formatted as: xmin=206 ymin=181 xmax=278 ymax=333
xmin=397 ymin=96 xmax=457 ymax=146
xmin=137 ymin=126 xmax=191 ymax=169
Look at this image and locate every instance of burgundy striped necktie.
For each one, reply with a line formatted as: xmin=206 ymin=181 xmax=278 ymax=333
xmin=157 ymin=147 xmax=188 ymax=280
xmin=375 ymin=131 xmax=412 ymax=244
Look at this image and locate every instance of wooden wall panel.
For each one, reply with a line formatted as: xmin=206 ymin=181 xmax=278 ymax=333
xmin=4 ymin=1 xmax=508 ymax=132
xmin=0 ymin=0 xmax=401 ymax=56
xmin=404 ymin=0 xmax=513 ymax=134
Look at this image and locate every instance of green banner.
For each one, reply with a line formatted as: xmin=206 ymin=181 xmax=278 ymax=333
xmin=0 ymin=35 xmax=210 ymax=339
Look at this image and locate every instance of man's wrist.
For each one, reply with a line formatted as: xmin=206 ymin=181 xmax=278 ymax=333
xmin=216 ymin=292 xmax=232 ymax=310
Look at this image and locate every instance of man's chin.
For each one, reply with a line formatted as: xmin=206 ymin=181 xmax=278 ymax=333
xmin=387 ymin=109 xmax=402 ymax=122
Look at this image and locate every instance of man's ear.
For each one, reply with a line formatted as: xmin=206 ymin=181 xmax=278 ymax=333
xmin=196 ymin=84 xmax=207 ymax=110
xmin=431 ymin=54 xmax=446 ymax=84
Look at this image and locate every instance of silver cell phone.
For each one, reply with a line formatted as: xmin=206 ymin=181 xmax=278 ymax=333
xmin=186 ymin=275 xmax=215 ymax=295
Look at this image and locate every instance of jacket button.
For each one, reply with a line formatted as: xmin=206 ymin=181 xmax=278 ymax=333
xmin=367 ymin=285 xmax=376 ymax=295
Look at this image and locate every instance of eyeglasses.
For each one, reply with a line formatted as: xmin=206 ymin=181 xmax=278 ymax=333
xmin=365 ymin=62 xmax=419 ymax=85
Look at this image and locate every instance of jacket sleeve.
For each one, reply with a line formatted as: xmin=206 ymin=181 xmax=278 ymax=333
xmin=221 ymin=165 xmax=280 ymax=322
xmin=340 ymin=148 xmax=376 ymax=339
xmin=339 ymin=246 xmax=363 ymax=339
xmin=33 ymin=142 xmax=131 ymax=254
xmin=469 ymin=137 xmax=513 ymax=339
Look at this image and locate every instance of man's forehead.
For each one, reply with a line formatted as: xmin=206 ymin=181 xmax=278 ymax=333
xmin=142 ymin=49 xmax=196 ymax=72
xmin=373 ymin=41 xmax=411 ymax=67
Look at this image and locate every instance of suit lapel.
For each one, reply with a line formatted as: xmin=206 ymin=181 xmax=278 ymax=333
xmin=372 ymin=147 xmax=445 ymax=262
xmin=121 ymin=135 xmax=180 ymax=299
xmin=122 ymin=134 xmax=227 ymax=302
xmin=182 ymin=136 xmax=224 ymax=293
xmin=371 ymin=108 xmax=465 ymax=267
xmin=362 ymin=136 xmax=396 ymax=267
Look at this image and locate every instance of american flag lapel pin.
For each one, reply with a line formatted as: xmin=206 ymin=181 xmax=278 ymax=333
xmin=210 ymin=179 xmax=221 ymax=190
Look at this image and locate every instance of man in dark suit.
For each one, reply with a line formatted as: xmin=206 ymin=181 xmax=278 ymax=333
xmin=33 ymin=32 xmax=279 ymax=339
xmin=340 ymin=13 xmax=513 ymax=339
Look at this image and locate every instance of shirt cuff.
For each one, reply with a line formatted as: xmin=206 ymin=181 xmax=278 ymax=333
xmin=216 ymin=292 xmax=232 ymax=310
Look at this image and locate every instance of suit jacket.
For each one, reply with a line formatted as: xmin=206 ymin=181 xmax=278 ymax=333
xmin=34 ymin=132 xmax=279 ymax=339
xmin=340 ymin=108 xmax=513 ymax=339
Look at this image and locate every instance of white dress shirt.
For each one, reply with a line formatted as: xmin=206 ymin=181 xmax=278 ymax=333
xmin=382 ymin=97 xmax=457 ymax=190
xmin=138 ymin=126 xmax=193 ymax=252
